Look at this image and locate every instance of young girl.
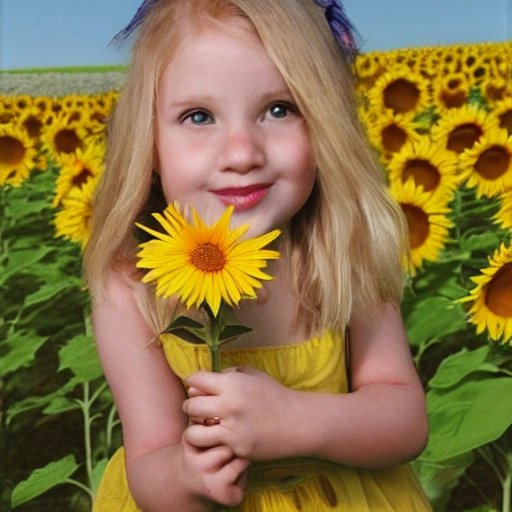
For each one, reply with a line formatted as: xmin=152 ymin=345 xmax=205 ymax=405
xmin=84 ymin=0 xmax=432 ymax=510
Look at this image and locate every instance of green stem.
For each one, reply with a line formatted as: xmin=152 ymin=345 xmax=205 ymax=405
xmin=205 ymin=302 xmax=225 ymax=372
xmin=106 ymin=404 xmax=118 ymax=454
xmin=503 ymin=471 xmax=511 ymax=512
xmin=63 ymin=478 xmax=94 ymax=502
xmin=81 ymin=383 xmax=93 ymax=490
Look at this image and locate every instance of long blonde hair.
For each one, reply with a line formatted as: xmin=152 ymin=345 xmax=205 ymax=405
xmin=84 ymin=0 xmax=408 ymax=336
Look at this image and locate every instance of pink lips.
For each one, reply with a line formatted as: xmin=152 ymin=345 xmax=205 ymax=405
xmin=212 ymin=184 xmax=270 ymax=212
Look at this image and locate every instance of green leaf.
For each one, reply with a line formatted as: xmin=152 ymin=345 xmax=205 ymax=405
xmin=404 ymin=296 xmax=468 ymax=346
xmin=461 ymin=232 xmax=501 ymax=253
xmin=58 ymin=334 xmax=104 ymax=382
xmin=0 ymin=331 xmax=48 ymax=376
xmin=422 ymin=376 xmax=512 ymax=461
xmin=428 ymin=346 xmax=491 ymax=389
xmin=412 ymin=452 xmax=474 ymax=510
xmin=219 ymin=324 xmax=252 ymax=344
xmin=11 ymin=455 xmax=80 ymax=507
xmin=91 ymin=459 xmax=109 ymax=496
xmin=42 ymin=395 xmax=81 ymax=415
xmin=0 ymin=246 xmax=54 ymax=286
xmin=24 ymin=278 xmax=81 ymax=307
xmin=164 ymin=315 xmax=205 ymax=331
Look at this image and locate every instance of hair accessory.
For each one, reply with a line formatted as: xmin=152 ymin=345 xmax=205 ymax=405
xmin=112 ymin=0 xmax=159 ymax=42
xmin=114 ymin=0 xmax=359 ymax=58
xmin=314 ymin=0 xmax=359 ymax=59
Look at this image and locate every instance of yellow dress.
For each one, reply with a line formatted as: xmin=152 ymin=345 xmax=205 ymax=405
xmin=94 ymin=331 xmax=432 ymax=511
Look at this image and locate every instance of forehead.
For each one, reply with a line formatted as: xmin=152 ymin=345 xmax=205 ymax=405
xmin=157 ymin=20 xmax=289 ymax=99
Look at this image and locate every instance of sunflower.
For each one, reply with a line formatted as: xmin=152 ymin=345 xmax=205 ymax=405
xmin=389 ymin=179 xmax=453 ymax=275
xmin=460 ymin=243 xmax=512 ymax=344
xmin=459 ymin=127 xmax=512 ymax=198
xmin=54 ymin=176 xmax=97 ymax=248
xmin=40 ymin=113 xmax=88 ymax=158
xmin=432 ymin=73 xmax=470 ymax=113
xmin=13 ymin=94 xmax=33 ymax=112
xmin=18 ymin=105 xmax=44 ymax=141
xmin=494 ymin=192 xmax=512 ymax=231
xmin=481 ymin=76 xmax=508 ymax=106
xmin=0 ymin=123 xmax=37 ymax=187
xmin=52 ymin=143 xmax=105 ymax=207
xmin=354 ymin=51 xmax=383 ymax=81
xmin=136 ymin=203 xmax=280 ymax=316
xmin=388 ymin=138 xmax=461 ymax=201
xmin=368 ymin=67 xmax=431 ymax=116
xmin=365 ymin=110 xmax=421 ymax=162
xmin=431 ymin=105 xmax=499 ymax=155
xmin=493 ymin=97 xmax=512 ymax=136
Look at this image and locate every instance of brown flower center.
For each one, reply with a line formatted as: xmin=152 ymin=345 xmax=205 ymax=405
xmin=24 ymin=116 xmax=43 ymax=139
xmin=55 ymin=129 xmax=81 ymax=154
xmin=499 ymin=110 xmax=512 ymax=136
xmin=72 ymin=167 xmax=93 ymax=187
xmin=382 ymin=124 xmax=407 ymax=153
xmin=0 ymin=136 xmax=25 ymax=166
xmin=447 ymin=123 xmax=482 ymax=153
xmin=401 ymin=204 xmax=429 ymax=249
xmin=384 ymin=79 xmax=420 ymax=115
xmin=440 ymin=90 xmax=467 ymax=109
xmin=190 ymin=243 xmax=226 ymax=272
xmin=475 ymin=146 xmax=510 ymax=181
xmin=485 ymin=263 xmax=512 ymax=317
xmin=402 ymin=159 xmax=441 ymax=191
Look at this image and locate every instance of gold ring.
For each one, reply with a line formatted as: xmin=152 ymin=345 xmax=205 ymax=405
xmin=203 ymin=416 xmax=221 ymax=426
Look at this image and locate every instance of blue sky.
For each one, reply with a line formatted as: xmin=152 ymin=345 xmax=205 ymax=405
xmin=1 ymin=0 xmax=511 ymax=70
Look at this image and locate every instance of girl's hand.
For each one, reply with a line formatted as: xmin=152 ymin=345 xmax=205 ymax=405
xmin=180 ymin=434 xmax=249 ymax=508
xmin=183 ymin=366 xmax=295 ymax=461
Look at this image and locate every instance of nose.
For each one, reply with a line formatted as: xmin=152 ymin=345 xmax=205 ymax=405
xmin=218 ymin=126 xmax=266 ymax=174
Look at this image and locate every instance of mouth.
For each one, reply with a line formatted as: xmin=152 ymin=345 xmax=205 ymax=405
xmin=212 ymin=184 xmax=271 ymax=212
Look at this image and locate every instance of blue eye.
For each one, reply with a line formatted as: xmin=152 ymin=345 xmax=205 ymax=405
xmin=183 ymin=110 xmax=212 ymax=125
xmin=269 ymin=104 xmax=289 ymax=119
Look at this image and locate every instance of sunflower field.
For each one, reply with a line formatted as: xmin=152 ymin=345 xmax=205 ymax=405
xmin=1 ymin=40 xmax=512 ymax=512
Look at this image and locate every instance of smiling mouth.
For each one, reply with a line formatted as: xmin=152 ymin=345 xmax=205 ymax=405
xmin=212 ymin=184 xmax=270 ymax=212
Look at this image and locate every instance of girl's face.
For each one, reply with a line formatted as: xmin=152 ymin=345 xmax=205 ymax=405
xmin=155 ymin=20 xmax=317 ymax=239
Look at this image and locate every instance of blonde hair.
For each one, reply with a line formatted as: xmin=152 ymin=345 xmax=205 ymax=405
xmin=84 ymin=0 xmax=408 ymax=336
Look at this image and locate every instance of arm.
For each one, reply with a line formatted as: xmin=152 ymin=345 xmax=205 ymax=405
xmin=184 ymin=302 xmax=428 ymax=469
xmin=92 ymin=271 xmax=248 ymax=512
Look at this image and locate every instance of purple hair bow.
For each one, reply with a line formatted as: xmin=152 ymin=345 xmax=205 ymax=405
xmin=114 ymin=0 xmax=359 ymax=59
xmin=112 ymin=0 xmax=158 ymax=42
xmin=314 ymin=0 xmax=359 ymax=59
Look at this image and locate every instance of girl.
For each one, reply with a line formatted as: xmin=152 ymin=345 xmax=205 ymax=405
xmin=84 ymin=0 xmax=432 ymax=510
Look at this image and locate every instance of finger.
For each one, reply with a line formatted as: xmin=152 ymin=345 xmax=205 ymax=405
xmin=234 ymin=365 xmax=262 ymax=376
xmin=185 ymin=370 xmax=224 ymax=395
xmin=187 ymin=386 xmax=205 ymax=397
xmin=185 ymin=424 xmax=223 ymax=449
xmin=183 ymin=395 xmax=221 ymax=419
xmin=220 ymin=457 xmax=250 ymax=486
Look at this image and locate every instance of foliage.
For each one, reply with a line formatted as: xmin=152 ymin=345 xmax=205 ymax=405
xmin=0 ymin=163 xmax=119 ymax=511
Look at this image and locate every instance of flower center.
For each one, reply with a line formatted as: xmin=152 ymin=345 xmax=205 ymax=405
xmin=382 ymin=124 xmax=407 ymax=153
xmin=401 ymin=204 xmax=430 ymax=249
xmin=190 ymin=243 xmax=226 ymax=273
xmin=402 ymin=159 xmax=441 ymax=192
xmin=499 ymin=110 xmax=512 ymax=136
xmin=72 ymin=167 xmax=93 ymax=187
xmin=485 ymin=263 xmax=512 ymax=318
xmin=384 ymin=79 xmax=420 ymax=115
xmin=475 ymin=146 xmax=510 ymax=181
xmin=0 ymin=136 xmax=25 ymax=166
xmin=447 ymin=123 xmax=482 ymax=153
xmin=55 ymin=129 xmax=81 ymax=154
